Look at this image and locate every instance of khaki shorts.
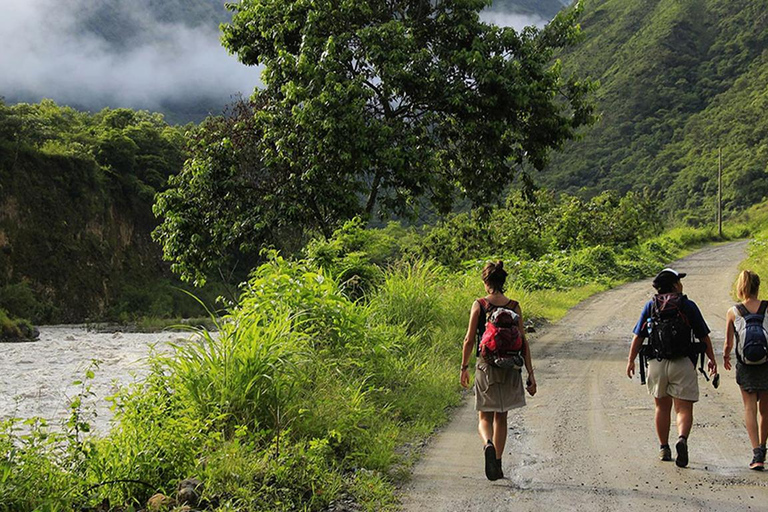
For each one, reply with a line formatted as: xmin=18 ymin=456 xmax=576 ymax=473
xmin=647 ymin=357 xmax=699 ymax=402
xmin=474 ymin=358 xmax=525 ymax=412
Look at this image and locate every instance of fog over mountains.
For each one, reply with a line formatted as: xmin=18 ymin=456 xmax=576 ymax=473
xmin=0 ymin=0 xmax=565 ymax=122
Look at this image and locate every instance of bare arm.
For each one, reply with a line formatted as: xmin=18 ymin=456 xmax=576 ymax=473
xmin=460 ymin=301 xmax=481 ymax=388
xmin=701 ymin=333 xmax=718 ymax=375
xmin=514 ymin=304 xmax=536 ymax=396
xmin=626 ymin=333 xmax=644 ymax=378
xmin=723 ymin=307 xmax=735 ymax=371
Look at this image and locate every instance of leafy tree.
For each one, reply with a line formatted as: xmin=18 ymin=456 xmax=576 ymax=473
xmin=153 ymin=100 xmax=315 ymax=285
xmin=155 ymin=0 xmax=595 ymax=283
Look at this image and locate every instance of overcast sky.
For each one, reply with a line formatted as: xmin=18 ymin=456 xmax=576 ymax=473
xmin=0 ymin=1 xmax=545 ymax=115
xmin=0 ymin=0 xmax=259 ymax=113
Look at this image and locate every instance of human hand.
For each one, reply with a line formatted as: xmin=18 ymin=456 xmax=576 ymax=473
xmin=708 ymin=358 xmax=718 ymax=376
xmin=526 ymin=376 xmax=537 ymax=396
xmin=626 ymin=360 xmax=635 ymax=379
xmin=460 ymin=368 xmax=470 ymax=388
xmin=723 ymin=354 xmax=732 ymax=371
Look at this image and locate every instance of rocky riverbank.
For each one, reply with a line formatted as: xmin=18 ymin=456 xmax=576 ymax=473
xmin=0 ymin=310 xmax=40 ymax=343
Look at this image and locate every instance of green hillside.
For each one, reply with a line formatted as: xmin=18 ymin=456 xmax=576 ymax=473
xmin=543 ymin=0 xmax=768 ymax=224
xmin=0 ymin=100 xmax=212 ymax=323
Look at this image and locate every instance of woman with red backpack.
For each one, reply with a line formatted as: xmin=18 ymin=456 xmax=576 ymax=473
xmin=724 ymin=270 xmax=768 ymax=470
xmin=460 ymin=261 xmax=537 ymax=481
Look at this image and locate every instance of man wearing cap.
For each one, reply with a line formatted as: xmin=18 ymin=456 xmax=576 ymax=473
xmin=626 ymin=268 xmax=717 ymax=467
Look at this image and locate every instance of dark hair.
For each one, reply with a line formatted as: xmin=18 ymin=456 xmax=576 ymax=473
xmin=653 ymin=281 xmax=678 ymax=294
xmin=482 ymin=260 xmax=508 ymax=293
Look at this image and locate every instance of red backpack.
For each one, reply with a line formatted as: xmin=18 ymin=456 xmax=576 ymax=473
xmin=477 ymin=298 xmax=524 ymax=368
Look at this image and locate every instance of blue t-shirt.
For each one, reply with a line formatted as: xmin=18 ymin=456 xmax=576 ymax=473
xmin=633 ymin=295 xmax=710 ymax=340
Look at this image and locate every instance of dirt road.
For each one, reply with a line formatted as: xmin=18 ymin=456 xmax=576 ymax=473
xmin=400 ymin=240 xmax=768 ymax=511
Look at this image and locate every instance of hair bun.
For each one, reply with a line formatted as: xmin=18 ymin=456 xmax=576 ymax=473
xmin=495 ymin=260 xmax=504 ymax=270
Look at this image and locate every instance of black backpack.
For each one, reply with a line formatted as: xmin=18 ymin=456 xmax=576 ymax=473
xmin=647 ymin=293 xmax=694 ymax=360
xmin=735 ymin=301 xmax=768 ymax=365
xmin=638 ymin=293 xmax=708 ymax=385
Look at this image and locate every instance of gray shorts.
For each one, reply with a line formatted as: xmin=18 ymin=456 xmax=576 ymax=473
xmin=647 ymin=357 xmax=699 ymax=402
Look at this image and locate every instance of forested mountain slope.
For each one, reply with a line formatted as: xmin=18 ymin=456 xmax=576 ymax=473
xmin=543 ymin=0 xmax=768 ymax=224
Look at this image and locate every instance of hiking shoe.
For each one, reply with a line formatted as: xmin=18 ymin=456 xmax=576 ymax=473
xmin=496 ymin=458 xmax=504 ymax=479
xmin=750 ymin=447 xmax=766 ymax=471
xmin=484 ymin=441 xmax=499 ymax=481
xmin=675 ymin=437 xmax=688 ymax=468
xmin=659 ymin=444 xmax=672 ymax=462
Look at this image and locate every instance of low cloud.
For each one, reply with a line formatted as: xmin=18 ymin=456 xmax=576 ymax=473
xmin=480 ymin=11 xmax=548 ymax=29
xmin=0 ymin=1 xmax=545 ymax=117
xmin=0 ymin=0 xmax=260 ymax=114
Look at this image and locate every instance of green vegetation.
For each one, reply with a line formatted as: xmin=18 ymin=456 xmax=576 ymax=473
xmin=545 ymin=0 xmax=768 ymax=223
xmin=735 ymin=203 xmax=768 ymax=297
xmin=153 ymin=1 xmax=596 ymax=285
xmin=0 ymin=99 xmax=221 ymax=324
xmin=0 ymin=308 xmax=37 ymax=342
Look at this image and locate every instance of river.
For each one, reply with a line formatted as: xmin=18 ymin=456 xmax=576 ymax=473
xmin=0 ymin=325 xmax=191 ymax=434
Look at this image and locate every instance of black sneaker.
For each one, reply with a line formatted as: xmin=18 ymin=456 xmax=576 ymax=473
xmin=496 ymin=458 xmax=504 ymax=479
xmin=484 ymin=441 xmax=499 ymax=481
xmin=749 ymin=447 xmax=765 ymax=471
xmin=659 ymin=444 xmax=672 ymax=461
xmin=675 ymin=437 xmax=688 ymax=468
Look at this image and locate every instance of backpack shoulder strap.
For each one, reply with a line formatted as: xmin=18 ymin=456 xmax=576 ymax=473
xmin=506 ymin=300 xmax=519 ymax=311
xmin=759 ymin=301 xmax=768 ymax=316
xmin=736 ymin=303 xmax=750 ymax=317
xmin=476 ymin=298 xmax=488 ymax=312
xmin=651 ymin=294 xmax=662 ymax=314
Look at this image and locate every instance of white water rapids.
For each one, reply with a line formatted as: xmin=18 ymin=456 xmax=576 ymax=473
xmin=0 ymin=325 xmax=190 ymax=434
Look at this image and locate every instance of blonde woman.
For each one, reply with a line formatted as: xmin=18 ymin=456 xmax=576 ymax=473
xmin=724 ymin=270 xmax=768 ymax=470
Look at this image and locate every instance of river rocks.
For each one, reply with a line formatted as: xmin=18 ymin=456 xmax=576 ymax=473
xmin=0 ymin=321 xmax=39 ymax=342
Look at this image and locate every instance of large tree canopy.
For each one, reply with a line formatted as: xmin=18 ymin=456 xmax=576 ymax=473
xmin=154 ymin=0 xmax=595 ymax=284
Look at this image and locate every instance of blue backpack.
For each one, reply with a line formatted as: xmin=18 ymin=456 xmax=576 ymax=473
xmin=735 ymin=301 xmax=768 ymax=365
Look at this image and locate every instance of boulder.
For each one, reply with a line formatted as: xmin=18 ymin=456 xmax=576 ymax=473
xmin=177 ymin=477 xmax=203 ymax=507
xmin=146 ymin=493 xmax=176 ymax=511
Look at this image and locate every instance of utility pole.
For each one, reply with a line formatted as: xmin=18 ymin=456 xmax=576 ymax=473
xmin=718 ymin=148 xmax=723 ymax=238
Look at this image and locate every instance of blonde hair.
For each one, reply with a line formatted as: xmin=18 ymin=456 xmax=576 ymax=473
xmin=736 ymin=270 xmax=761 ymax=301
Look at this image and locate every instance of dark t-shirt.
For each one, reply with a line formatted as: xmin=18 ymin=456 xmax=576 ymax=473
xmin=632 ymin=295 xmax=710 ymax=339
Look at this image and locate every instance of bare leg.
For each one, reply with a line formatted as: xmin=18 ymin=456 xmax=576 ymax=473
xmin=742 ymin=389 xmax=760 ymax=448
xmin=758 ymin=392 xmax=768 ymax=447
xmin=478 ymin=411 xmax=494 ymax=445
xmin=654 ymin=396 xmax=673 ymax=445
xmin=492 ymin=412 xmax=508 ymax=459
xmin=673 ymin=398 xmax=694 ymax=438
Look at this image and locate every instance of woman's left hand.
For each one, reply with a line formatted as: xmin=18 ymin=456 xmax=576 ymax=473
xmin=460 ymin=368 xmax=470 ymax=388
